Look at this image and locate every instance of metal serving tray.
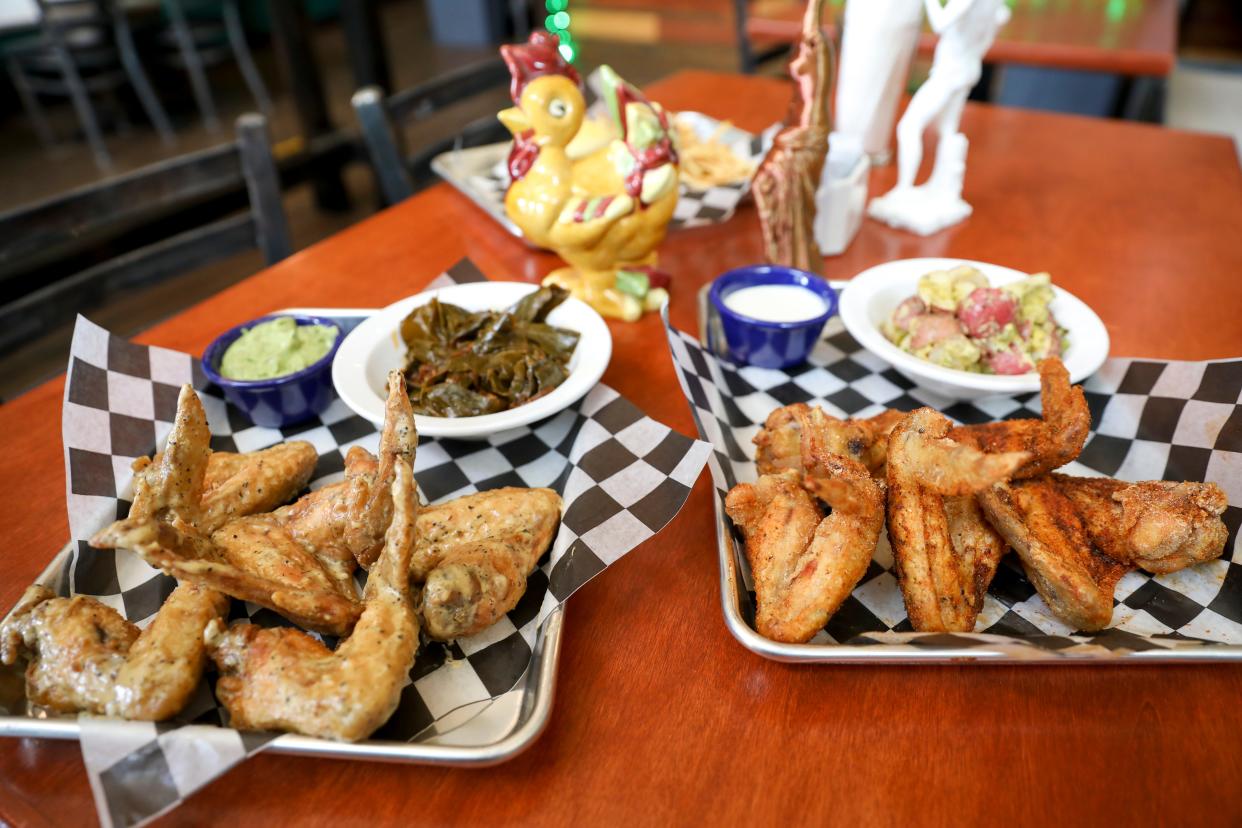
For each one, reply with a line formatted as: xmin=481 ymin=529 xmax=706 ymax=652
xmin=695 ymin=285 xmax=1242 ymax=664
xmin=0 ymin=307 xmax=565 ymax=766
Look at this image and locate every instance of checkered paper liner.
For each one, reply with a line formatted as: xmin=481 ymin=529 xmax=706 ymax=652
xmin=5 ymin=260 xmax=710 ymax=828
xmin=457 ymin=112 xmax=777 ymax=234
xmin=664 ymin=308 xmax=1242 ymax=659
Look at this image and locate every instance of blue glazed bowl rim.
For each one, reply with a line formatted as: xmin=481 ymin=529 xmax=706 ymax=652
xmin=201 ymin=314 xmax=344 ymax=389
xmin=709 ymin=265 xmax=838 ymax=330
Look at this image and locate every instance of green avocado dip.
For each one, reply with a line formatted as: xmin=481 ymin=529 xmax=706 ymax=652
xmin=220 ymin=317 xmax=339 ymax=381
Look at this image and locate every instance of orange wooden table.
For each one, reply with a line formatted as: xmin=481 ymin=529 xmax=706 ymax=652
xmin=747 ymin=0 xmax=1179 ymax=77
xmin=3 ymin=71 xmax=1242 ymax=826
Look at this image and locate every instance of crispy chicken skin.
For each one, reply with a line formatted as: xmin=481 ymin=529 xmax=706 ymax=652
xmin=978 ymin=478 xmax=1131 ymax=632
xmin=887 ymin=409 xmax=1028 ymax=632
xmin=726 ymin=454 xmax=883 ymax=643
xmin=412 ymin=487 xmax=562 ymax=582
xmin=754 ymin=404 xmax=904 ymax=479
xmin=0 ymin=582 xmax=228 ymax=720
xmin=1050 ymin=474 xmax=1228 ymax=574
xmin=93 ymin=373 xmax=417 ymax=637
xmin=949 ymin=358 xmax=1089 ymax=480
xmin=417 ymin=488 xmax=563 ymax=641
xmin=135 ymin=443 xmax=318 ymax=535
xmin=206 ymin=458 xmax=420 ymax=742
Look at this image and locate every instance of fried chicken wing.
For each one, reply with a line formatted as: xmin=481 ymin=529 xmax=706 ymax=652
xmin=978 ymin=478 xmax=1130 ymax=631
xmin=887 ymin=409 xmax=1028 ymax=632
xmin=205 ymin=458 xmax=419 ymax=742
xmin=0 ymin=582 xmax=228 ymax=720
xmin=412 ymin=487 xmax=562 ymax=581
xmin=949 ymin=358 xmax=1089 ymax=479
xmin=93 ymin=372 xmax=417 ymax=636
xmin=754 ymin=404 xmax=904 ymax=479
xmin=725 ymin=456 xmax=883 ymax=643
xmin=1051 ymin=474 xmax=1228 ymax=574
xmin=417 ymin=487 xmax=563 ymax=640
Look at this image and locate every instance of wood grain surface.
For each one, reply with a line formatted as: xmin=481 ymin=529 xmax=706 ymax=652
xmin=747 ymin=0 xmax=1179 ymax=77
xmin=2 ymin=70 xmax=1241 ymax=827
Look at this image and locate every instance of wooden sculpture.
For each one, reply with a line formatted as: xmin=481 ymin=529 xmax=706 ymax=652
xmin=752 ymin=0 xmax=834 ymax=275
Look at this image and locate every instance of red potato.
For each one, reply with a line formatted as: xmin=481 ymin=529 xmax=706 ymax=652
xmin=908 ymin=314 xmax=964 ymax=350
xmin=958 ymin=287 xmax=1016 ymax=338
xmin=987 ymin=346 xmax=1034 ymax=375
xmin=890 ymin=296 xmax=927 ymax=333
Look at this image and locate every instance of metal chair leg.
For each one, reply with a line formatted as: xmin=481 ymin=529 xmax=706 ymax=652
xmin=223 ymin=0 xmax=272 ymax=117
xmin=110 ymin=2 xmax=176 ymax=146
xmin=52 ymin=43 xmax=112 ymax=171
xmin=166 ymin=0 xmax=220 ymax=132
xmin=6 ymin=57 xmax=57 ymax=148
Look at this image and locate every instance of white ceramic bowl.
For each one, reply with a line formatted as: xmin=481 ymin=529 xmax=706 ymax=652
xmin=838 ymin=258 xmax=1109 ymax=400
xmin=332 ymin=282 xmax=611 ymax=439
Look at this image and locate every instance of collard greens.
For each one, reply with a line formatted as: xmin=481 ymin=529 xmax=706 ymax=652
xmin=399 ymin=286 xmax=581 ymax=417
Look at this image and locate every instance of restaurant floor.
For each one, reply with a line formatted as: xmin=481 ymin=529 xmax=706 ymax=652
xmin=0 ymin=0 xmax=1239 ymax=400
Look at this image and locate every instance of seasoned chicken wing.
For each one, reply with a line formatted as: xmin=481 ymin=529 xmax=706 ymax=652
xmin=754 ymin=404 xmax=904 ymax=479
xmin=949 ymin=358 xmax=1089 ymax=480
xmin=887 ymin=408 xmax=1028 ymax=632
xmin=978 ymin=477 xmax=1131 ymax=632
xmin=412 ymin=487 xmax=562 ymax=581
xmin=417 ymin=487 xmax=563 ymax=640
xmin=93 ymin=372 xmax=417 ymax=637
xmin=205 ymin=458 xmax=420 ymax=742
xmin=726 ymin=455 xmax=884 ymax=643
xmin=1051 ymin=474 xmax=1228 ymax=574
xmin=0 ymin=582 xmax=228 ymax=720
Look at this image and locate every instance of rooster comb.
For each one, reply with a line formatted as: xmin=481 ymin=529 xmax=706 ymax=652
xmin=500 ymin=32 xmax=581 ymax=103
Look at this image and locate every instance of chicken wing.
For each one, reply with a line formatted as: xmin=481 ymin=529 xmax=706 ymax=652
xmin=978 ymin=477 xmax=1131 ymax=631
xmin=0 ymin=582 xmax=228 ymax=720
xmin=205 ymin=458 xmax=419 ymax=742
xmin=754 ymin=404 xmax=904 ymax=479
xmin=725 ymin=454 xmax=884 ymax=644
xmin=417 ymin=487 xmax=563 ymax=641
xmin=1050 ymin=474 xmax=1228 ymax=574
xmin=93 ymin=372 xmax=417 ymax=636
xmin=887 ymin=408 xmax=1029 ymax=632
xmin=412 ymin=487 xmax=563 ymax=581
xmin=949 ymin=358 xmax=1089 ymax=479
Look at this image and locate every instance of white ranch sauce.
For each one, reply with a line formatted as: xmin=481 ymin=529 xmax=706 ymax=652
xmin=723 ymin=284 xmax=828 ymax=323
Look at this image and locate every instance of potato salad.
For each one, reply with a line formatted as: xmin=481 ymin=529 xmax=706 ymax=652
xmin=882 ymin=265 xmax=1066 ymax=375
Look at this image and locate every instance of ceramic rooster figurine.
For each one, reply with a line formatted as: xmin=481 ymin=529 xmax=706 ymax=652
xmin=498 ymin=33 xmax=679 ymax=321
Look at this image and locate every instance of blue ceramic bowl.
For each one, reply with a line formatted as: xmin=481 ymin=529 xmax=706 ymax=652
xmin=708 ymin=265 xmax=838 ymax=369
xmin=201 ymin=315 xmax=343 ymax=428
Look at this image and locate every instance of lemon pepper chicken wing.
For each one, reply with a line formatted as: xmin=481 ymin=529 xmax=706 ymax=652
xmin=754 ymin=404 xmax=904 ymax=479
xmin=93 ymin=372 xmax=417 ymax=636
xmin=1050 ymin=474 xmax=1228 ymax=574
xmin=416 ymin=487 xmax=563 ymax=641
xmin=0 ymin=582 xmax=228 ymax=720
xmin=978 ymin=477 xmax=1131 ymax=631
xmin=725 ymin=454 xmax=884 ymax=644
xmin=886 ymin=409 xmax=1029 ymax=632
xmin=949 ymin=358 xmax=1089 ymax=480
xmin=205 ymin=458 xmax=420 ymax=742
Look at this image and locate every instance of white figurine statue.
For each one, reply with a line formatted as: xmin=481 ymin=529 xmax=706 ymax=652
xmin=867 ymin=0 xmax=1010 ymax=236
xmin=835 ymin=0 xmax=924 ymax=165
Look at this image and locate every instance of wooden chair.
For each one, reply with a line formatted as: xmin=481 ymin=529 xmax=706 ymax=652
xmin=732 ymin=0 xmax=791 ymax=74
xmin=0 ymin=113 xmax=291 ymax=355
xmin=351 ymin=57 xmax=511 ymax=204
xmin=5 ymin=0 xmax=175 ymax=171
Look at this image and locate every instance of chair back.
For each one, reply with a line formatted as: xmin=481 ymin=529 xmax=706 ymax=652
xmin=352 ymin=57 xmax=510 ymax=204
xmin=0 ymin=113 xmax=291 ymax=354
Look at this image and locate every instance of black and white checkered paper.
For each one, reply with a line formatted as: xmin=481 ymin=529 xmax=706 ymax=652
xmin=463 ymin=113 xmax=776 ymax=233
xmin=665 ymin=308 xmax=1242 ymax=658
xmin=8 ymin=260 xmax=709 ymax=828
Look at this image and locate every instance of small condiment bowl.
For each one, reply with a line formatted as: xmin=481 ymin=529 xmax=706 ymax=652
xmin=201 ymin=314 xmax=343 ymax=428
xmin=708 ymin=265 xmax=838 ymax=369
